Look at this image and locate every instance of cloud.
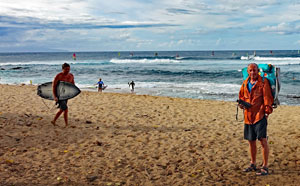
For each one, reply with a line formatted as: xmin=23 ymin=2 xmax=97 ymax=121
xmin=194 ymin=28 xmax=210 ymax=34
xmin=216 ymin=38 xmax=221 ymax=46
xmin=0 ymin=15 xmax=178 ymax=31
xmin=177 ymin=40 xmax=184 ymax=44
xmin=0 ymin=0 xmax=93 ymax=23
xmin=260 ymin=22 xmax=300 ymax=35
xmin=166 ymin=8 xmax=195 ymax=15
xmin=109 ymin=32 xmax=131 ymax=41
xmin=180 ymin=0 xmax=281 ymax=16
xmin=0 ymin=0 xmax=285 ymax=32
xmin=1 ymin=0 xmax=300 ymax=51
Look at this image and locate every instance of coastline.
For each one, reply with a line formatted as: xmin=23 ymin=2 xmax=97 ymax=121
xmin=0 ymin=84 xmax=299 ymax=185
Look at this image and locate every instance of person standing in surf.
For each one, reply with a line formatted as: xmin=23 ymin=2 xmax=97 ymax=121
xmin=128 ymin=80 xmax=135 ymax=93
xmin=51 ymin=63 xmax=75 ymax=127
xmin=238 ymin=63 xmax=273 ymax=176
xmin=97 ymin=78 xmax=105 ymax=92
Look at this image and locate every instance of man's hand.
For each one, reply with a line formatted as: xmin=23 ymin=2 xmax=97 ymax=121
xmin=265 ymin=114 xmax=269 ymax=119
xmin=54 ymin=97 xmax=58 ymax=102
xmin=238 ymin=104 xmax=245 ymax=109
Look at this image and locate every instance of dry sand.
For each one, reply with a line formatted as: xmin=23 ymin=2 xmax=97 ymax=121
xmin=0 ymin=84 xmax=299 ymax=185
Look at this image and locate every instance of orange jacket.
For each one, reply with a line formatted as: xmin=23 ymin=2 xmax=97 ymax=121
xmin=239 ymin=76 xmax=273 ymax=124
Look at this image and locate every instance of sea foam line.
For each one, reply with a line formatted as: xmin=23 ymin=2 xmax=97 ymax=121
xmin=76 ymin=81 xmax=241 ymax=94
xmin=241 ymin=56 xmax=300 ymax=61
xmin=109 ymin=58 xmax=181 ymax=64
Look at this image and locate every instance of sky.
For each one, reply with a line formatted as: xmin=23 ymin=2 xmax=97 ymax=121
xmin=1 ymin=0 xmax=300 ymax=52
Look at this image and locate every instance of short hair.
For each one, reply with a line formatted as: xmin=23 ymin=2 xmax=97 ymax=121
xmin=248 ymin=63 xmax=258 ymax=69
xmin=62 ymin=63 xmax=70 ymax=69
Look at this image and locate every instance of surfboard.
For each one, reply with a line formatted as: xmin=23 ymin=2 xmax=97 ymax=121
xmin=102 ymin=85 xmax=107 ymax=90
xmin=175 ymin=57 xmax=184 ymax=60
xmin=37 ymin=81 xmax=81 ymax=100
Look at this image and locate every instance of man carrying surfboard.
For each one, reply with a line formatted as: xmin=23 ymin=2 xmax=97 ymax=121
xmin=51 ymin=63 xmax=75 ymax=127
xmin=96 ymin=78 xmax=107 ymax=92
xmin=238 ymin=63 xmax=273 ymax=176
xmin=128 ymin=80 xmax=135 ymax=93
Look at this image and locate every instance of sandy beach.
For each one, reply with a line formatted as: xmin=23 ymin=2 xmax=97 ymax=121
xmin=0 ymin=84 xmax=299 ymax=185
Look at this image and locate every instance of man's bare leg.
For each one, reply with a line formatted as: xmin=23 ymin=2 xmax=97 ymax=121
xmin=255 ymin=138 xmax=269 ymax=175
xmin=249 ymin=140 xmax=257 ymax=165
xmin=51 ymin=109 xmax=63 ymax=126
xmin=260 ymin=138 xmax=269 ymax=167
xmin=63 ymin=109 xmax=68 ymax=127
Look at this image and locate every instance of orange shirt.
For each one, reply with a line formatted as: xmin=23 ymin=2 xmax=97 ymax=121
xmin=239 ymin=76 xmax=273 ymax=124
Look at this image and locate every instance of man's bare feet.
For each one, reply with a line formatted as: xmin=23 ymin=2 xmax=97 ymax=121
xmin=51 ymin=120 xmax=56 ymax=126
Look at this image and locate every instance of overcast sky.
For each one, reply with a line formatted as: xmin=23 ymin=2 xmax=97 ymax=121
xmin=1 ymin=0 xmax=300 ymax=52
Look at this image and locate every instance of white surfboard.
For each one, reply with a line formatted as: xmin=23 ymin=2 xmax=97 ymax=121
xmin=37 ymin=81 xmax=81 ymax=100
xmin=102 ymin=85 xmax=107 ymax=90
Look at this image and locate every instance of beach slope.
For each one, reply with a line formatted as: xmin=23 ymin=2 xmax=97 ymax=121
xmin=0 ymin=84 xmax=299 ymax=185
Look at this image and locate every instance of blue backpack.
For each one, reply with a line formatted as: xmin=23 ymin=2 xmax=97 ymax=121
xmin=242 ymin=64 xmax=280 ymax=108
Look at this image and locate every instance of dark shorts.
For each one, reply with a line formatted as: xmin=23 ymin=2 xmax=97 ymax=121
xmin=244 ymin=117 xmax=267 ymax=141
xmin=57 ymin=100 xmax=68 ymax=111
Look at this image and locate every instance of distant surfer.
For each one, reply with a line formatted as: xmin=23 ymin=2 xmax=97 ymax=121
xmin=51 ymin=63 xmax=75 ymax=127
xmin=72 ymin=53 xmax=76 ymax=60
xmin=175 ymin=53 xmax=181 ymax=60
xmin=212 ymin=51 xmax=214 ymax=56
xmin=155 ymin=52 xmax=158 ymax=57
xmin=128 ymin=81 xmax=135 ymax=93
xmin=96 ymin=78 xmax=106 ymax=92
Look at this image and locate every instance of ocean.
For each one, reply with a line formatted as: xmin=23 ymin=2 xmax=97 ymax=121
xmin=1 ymin=50 xmax=300 ymax=105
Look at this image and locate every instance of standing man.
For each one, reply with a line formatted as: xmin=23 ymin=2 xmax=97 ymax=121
xmin=238 ymin=63 xmax=273 ymax=176
xmin=97 ymin=78 xmax=105 ymax=92
xmin=128 ymin=80 xmax=135 ymax=93
xmin=51 ymin=63 xmax=75 ymax=127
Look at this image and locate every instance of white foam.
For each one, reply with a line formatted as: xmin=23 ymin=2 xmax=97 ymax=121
xmin=110 ymin=81 xmax=240 ymax=95
xmin=240 ymin=56 xmax=300 ymax=66
xmin=0 ymin=60 xmax=107 ymax=66
xmin=253 ymin=56 xmax=300 ymax=61
xmin=75 ymin=81 xmax=240 ymax=95
xmin=241 ymin=55 xmax=255 ymax=60
xmin=76 ymin=83 xmax=97 ymax=89
xmin=109 ymin=58 xmax=181 ymax=64
xmin=0 ymin=60 xmax=71 ymax=66
xmin=182 ymin=82 xmax=240 ymax=94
